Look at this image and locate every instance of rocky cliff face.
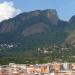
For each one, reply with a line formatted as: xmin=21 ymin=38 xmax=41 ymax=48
xmin=0 ymin=9 xmax=59 ymax=35
xmin=0 ymin=9 xmax=75 ymax=45
xmin=22 ymin=22 xmax=48 ymax=36
xmin=44 ymin=9 xmax=59 ymax=25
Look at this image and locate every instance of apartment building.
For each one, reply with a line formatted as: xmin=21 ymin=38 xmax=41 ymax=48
xmin=0 ymin=63 xmax=75 ymax=75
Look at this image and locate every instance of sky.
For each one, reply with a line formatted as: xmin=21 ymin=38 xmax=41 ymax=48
xmin=0 ymin=0 xmax=75 ymax=21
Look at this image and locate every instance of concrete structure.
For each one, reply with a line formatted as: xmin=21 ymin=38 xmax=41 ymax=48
xmin=0 ymin=63 xmax=75 ymax=75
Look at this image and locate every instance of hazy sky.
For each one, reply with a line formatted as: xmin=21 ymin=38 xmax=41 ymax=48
xmin=0 ymin=0 xmax=75 ymax=21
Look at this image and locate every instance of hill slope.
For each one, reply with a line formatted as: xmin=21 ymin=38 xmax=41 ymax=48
xmin=0 ymin=9 xmax=75 ymax=64
xmin=0 ymin=9 xmax=69 ymax=46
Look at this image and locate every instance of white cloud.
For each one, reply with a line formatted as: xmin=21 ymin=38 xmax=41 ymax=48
xmin=0 ymin=1 xmax=22 ymax=22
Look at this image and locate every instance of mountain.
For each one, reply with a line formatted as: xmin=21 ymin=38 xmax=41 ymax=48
xmin=0 ymin=9 xmax=68 ymax=45
xmin=0 ymin=9 xmax=59 ymax=33
xmin=65 ymin=15 xmax=75 ymax=44
xmin=0 ymin=9 xmax=75 ymax=64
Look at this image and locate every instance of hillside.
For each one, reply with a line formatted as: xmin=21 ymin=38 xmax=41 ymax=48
xmin=0 ymin=9 xmax=75 ymax=64
xmin=0 ymin=9 xmax=69 ymax=45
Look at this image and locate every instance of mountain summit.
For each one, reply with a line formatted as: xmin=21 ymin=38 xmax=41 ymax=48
xmin=0 ymin=9 xmax=75 ymax=45
xmin=0 ymin=9 xmax=59 ymax=35
xmin=1 ymin=9 xmax=75 ymax=64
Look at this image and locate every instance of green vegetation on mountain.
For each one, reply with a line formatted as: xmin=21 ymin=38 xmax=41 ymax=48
xmin=0 ymin=9 xmax=75 ymax=64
